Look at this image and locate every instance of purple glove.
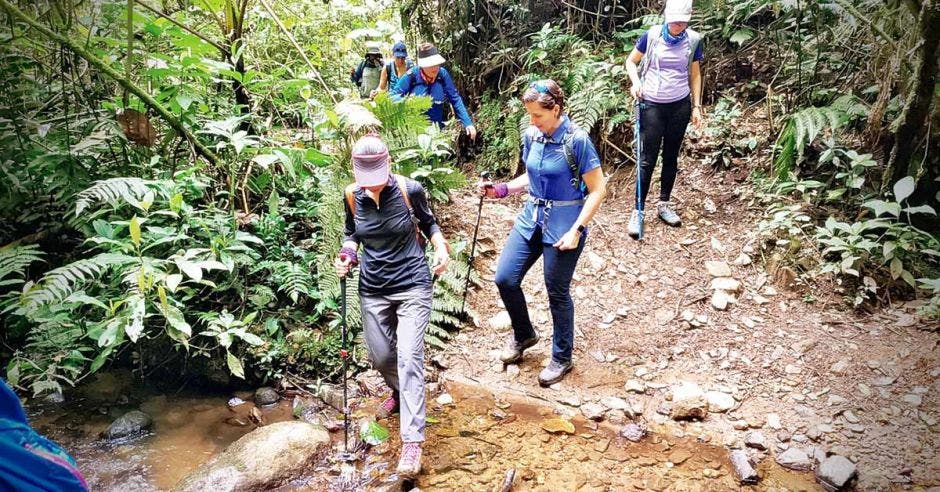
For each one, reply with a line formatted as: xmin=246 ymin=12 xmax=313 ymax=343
xmin=492 ymin=183 xmax=509 ymax=199
xmin=338 ymin=246 xmax=359 ymax=266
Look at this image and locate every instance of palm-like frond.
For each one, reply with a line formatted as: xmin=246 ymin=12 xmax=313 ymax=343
xmin=773 ymin=95 xmax=868 ymax=179
xmin=18 ymin=253 xmax=136 ymax=311
xmin=74 ymin=177 xmax=165 ymax=215
xmin=0 ymin=244 xmax=44 ymax=287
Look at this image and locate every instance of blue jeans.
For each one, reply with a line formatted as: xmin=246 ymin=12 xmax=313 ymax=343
xmin=494 ymin=226 xmax=585 ymax=363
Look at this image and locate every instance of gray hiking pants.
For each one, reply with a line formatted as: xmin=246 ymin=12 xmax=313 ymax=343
xmin=360 ymin=285 xmax=431 ymax=443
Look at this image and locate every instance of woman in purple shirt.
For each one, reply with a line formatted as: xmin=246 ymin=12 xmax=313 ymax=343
xmin=624 ymin=0 xmax=705 ymax=239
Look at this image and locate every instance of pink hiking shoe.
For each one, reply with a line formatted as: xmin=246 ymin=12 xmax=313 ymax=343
xmin=396 ymin=442 xmax=422 ymax=477
xmin=375 ymin=392 xmax=399 ymax=420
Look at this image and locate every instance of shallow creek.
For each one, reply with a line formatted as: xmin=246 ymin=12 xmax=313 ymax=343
xmin=26 ymin=372 xmax=820 ymax=491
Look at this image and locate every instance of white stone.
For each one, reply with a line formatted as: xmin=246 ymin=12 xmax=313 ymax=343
xmin=711 ymin=290 xmax=736 ymax=311
xmin=704 ymin=261 xmax=733 ymax=277
xmin=733 ymin=253 xmax=752 ymax=266
xmin=710 ymin=277 xmax=742 ymax=292
xmin=705 ymin=391 xmax=735 ymax=413
xmin=767 ymin=413 xmax=782 ymax=430
xmin=624 ymin=379 xmax=646 ymax=393
xmin=600 ymin=396 xmax=629 ymax=412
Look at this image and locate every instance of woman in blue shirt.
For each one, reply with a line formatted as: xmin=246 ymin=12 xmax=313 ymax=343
xmin=376 ymin=41 xmax=414 ymax=95
xmin=391 ymin=43 xmax=477 ymax=140
xmin=478 ymin=79 xmax=607 ymax=386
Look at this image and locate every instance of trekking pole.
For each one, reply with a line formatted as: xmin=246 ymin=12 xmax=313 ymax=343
xmin=461 ymin=171 xmax=492 ymax=314
xmin=634 ymin=102 xmax=644 ymax=241
xmin=337 ymin=271 xmax=354 ymax=463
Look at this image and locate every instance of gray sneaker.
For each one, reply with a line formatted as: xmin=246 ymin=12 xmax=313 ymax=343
xmin=627 ymin=209 xmax=644 ymax=240
xmin=499 ymin=333 xmax=540 ymax=364
xmin=656 ymin=201 xmax=681 ymax=227
xmin=538 ymin=359 xmax=573 ymax=386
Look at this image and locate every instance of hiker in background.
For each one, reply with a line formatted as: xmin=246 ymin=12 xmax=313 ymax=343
xmin=375 ymin=41 xmax=414 ymax=96
xmin=624 ymin=0 xmax=705 ymax=239
xmin=350 ymin=43 xmax=384 ymax=99
xmin=334 ymin=134 xmax=450 ymax=478
xmin=1 ymin=380 xmax=89 ymax=491
xmin=477 ymin=79 xmax=607 ymax=387
xmin=391 ymin=42 xmax=477 ymax=140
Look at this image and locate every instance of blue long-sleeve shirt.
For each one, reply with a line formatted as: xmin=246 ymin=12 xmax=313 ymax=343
xmin=391 ymin=66 xmax=473 ymax=128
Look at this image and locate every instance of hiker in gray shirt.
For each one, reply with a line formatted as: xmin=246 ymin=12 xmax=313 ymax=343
xmin=334 ymin=133 xmax=450 ymax=478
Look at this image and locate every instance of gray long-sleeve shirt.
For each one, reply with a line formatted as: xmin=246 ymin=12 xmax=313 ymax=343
xmin=344 ymin=176 xmax=441 ymax=295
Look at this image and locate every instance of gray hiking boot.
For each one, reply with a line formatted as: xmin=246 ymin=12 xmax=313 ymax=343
xmin=499 ymin=333 xmax=540 ymax=364
xmin=657 ymin=201 xmax=681 ymax=227
xmin=538 ymin=359 xmax=573 ymax=386
xmin=627 ymin=209 xmax=644 ymax=240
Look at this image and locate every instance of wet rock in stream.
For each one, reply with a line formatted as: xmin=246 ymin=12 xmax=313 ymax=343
xmin=173 ymin=421 xmax=330 ymax=491
xmin=102 ymin=410 xmax=152 ymax=440
xmin=254 ymin=387 xmax=279 ymax=407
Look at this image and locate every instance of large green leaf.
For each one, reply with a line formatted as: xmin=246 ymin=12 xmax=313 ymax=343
xmin=227 ymin=351 xmax=245 ymax=379
xmin=893 ymin=176 xmax=915 ymax=203
xmin=125 ymin=295 xmax=146 ymax=342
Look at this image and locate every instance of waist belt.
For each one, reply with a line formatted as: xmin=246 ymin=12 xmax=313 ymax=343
xmin=526 ymin=196 xmax=585 ymax=223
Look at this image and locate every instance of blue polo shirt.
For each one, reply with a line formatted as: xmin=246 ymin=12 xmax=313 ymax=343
xmin=391 ymin=67 xmax=473 ymax=128
xmin=514 ymin=115 xmax=601 ymax=245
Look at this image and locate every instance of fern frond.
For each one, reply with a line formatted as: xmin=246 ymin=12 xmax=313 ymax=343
xmin=74 ymin=177 xmax=165 ymax=215
xmin=0 ymin=244 xmax=44 ymax=287
xmin=314 ymin=167 xmax=361 ymax=327
xmin=369 ymin=92 xmax=433 ymax=150
xmin=19 ymin=253 xmax=136 ymax=310
xmin=335 ymin=100 xmax=381 ymax=134
xmin=772 ymin=96 xmax=868 ymax=180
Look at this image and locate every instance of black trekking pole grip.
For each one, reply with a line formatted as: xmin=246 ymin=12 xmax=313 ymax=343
xmin=461 ymin=171 xmax=491 ymax=314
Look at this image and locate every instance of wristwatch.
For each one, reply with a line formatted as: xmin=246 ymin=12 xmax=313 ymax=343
xmin=576 ymin=224 xmax=586 ymax=234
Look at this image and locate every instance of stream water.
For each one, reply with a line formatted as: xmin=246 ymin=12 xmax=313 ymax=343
xmin=26 ymin=371 xmax=822 ymax=491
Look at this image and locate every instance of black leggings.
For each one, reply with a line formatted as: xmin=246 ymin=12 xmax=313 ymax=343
xmin=636 ymin=97 xmax=691 ymax=208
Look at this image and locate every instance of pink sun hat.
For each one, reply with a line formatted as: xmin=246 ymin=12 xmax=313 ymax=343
xmin=351 ymin=134 xmax=391 ymax=187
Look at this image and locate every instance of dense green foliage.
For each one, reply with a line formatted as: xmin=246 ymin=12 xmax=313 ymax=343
xmin=0 ymin=0 xmax=473 ymax=395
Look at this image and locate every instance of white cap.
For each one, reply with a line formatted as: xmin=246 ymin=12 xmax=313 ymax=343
xmin=664 ymin=0 xmax=693 ymax=23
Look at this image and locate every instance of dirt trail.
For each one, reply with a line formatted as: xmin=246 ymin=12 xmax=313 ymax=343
xmin=432 ymin=115 xmax=939 ymax=490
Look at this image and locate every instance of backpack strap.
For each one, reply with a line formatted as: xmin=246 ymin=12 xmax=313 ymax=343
xmin=639 ymin=25 xmax=662 ymax=83
xmin=344 ymin=183 xmax=358 ymax=216
xmin=686 ymin=29 xmax=702 ymax=69
xmin=562 ymin=126 xmax=586 ymax=194
xmin=393 ymin=174 xmax=428 ymax=249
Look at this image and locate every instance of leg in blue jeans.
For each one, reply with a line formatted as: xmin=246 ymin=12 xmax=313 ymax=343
xmin=494 ymin=228 xmax=543 ymax=343
xmin=542 ymin=233 xmax=585 ymax=363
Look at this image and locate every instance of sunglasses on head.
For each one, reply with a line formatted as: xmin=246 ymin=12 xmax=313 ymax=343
xmin=529 ymin=81 xmax=557 ymax=102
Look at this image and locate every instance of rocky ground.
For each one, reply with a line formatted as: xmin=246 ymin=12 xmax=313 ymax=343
xmin=429 ymin=117 xmax=939 ymax=490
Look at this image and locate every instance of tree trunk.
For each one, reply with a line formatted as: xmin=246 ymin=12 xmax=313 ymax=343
xmin=881 ymin=0 xmax=939 ymax=192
